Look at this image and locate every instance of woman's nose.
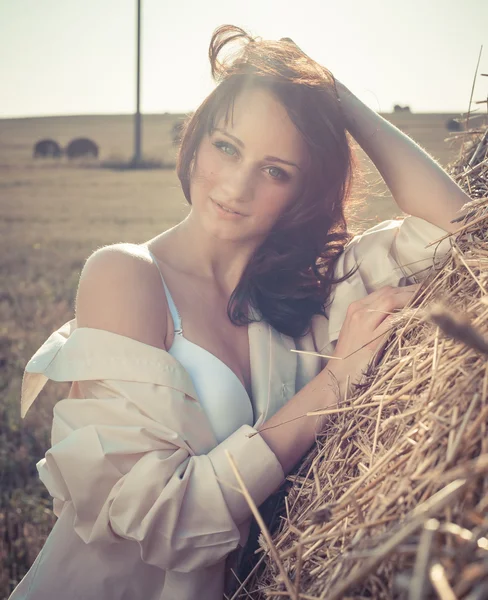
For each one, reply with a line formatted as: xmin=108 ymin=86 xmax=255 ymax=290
xmin=216 ymin=163 xmax=254 ymax=205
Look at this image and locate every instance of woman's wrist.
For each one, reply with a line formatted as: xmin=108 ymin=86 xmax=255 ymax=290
xmin=334 ymin=80 xmax=354 ymax=109
xmin=321 ymin=357 xmax=368 ymax=404
xmin=319 ymin=363 xmax=347 ymax=403
xmin=334 ymin=79 xmax=352 ymax=101
xmin=258 ymin=366 xmax=342 ymax=474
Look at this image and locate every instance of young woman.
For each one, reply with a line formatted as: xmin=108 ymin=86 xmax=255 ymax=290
xmin=12 ymin=25 xmax=467 ymax=600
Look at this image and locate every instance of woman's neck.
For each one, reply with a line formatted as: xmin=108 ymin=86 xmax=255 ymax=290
xmin=155 ymin=214 xmax=260 ymax=297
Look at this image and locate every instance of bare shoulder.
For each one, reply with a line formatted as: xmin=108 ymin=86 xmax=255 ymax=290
xmin=75 ymin=243 xmax=169 ymax=349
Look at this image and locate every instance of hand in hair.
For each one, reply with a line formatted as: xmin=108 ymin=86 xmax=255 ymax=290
xmin=279 ymin=36 xmax=345 ymax=102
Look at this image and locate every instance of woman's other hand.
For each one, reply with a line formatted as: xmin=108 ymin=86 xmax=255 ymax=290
xmin=326 ymin=283 xmax=420 ymax=392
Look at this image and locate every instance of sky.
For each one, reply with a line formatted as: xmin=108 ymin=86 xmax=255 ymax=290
xmin=1 ymin=0 xmax=487 ymax=119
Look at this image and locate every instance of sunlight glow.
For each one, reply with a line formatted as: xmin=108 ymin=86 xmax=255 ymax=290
xmin=1 ymin=0 xmax=487 ymax=118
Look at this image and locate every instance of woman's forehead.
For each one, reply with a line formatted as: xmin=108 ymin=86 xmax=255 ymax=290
xmin=212 ymin=87 xmax=308 ymax=160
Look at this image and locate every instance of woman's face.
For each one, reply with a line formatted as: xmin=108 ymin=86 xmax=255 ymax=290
xmin=189 ymin=87 xmax=309 ymax=242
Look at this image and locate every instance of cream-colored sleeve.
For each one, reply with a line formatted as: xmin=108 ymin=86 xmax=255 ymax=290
xmin=326 ymin=215 xmax=451 ymax=340
xmin=308 ymin=216 xmax=452 ymax=356
xmin=23 ymin=325 xmax=285 ymax=573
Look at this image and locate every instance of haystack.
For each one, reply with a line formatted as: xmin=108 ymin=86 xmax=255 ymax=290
xmin=230 ymin=126 xmax=488 ymax=599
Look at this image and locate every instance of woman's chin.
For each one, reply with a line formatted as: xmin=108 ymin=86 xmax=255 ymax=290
xmin=191 ymin=204 xmax=270 ymax=243
xmin=201 ymin=207 xmax=248 ymax=237
xmin=207 ymin=223 xmax=249 ymax=242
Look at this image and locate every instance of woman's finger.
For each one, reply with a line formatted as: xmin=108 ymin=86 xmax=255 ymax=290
xmin=356 ymin=283 xmax=420 ymax=309
xmin=346 ymin=285 xmax=420 ymax=337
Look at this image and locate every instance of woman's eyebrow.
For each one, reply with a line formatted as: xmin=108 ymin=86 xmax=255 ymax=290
xmin=214 ymin=128 xmax=301 ymax=170
xmin=264 ymin=155 xmax=301 ymax=171
xmin=214 ymin=128 xmax=245 ymax=148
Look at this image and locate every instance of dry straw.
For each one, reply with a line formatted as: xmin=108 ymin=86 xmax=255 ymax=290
xmin=227 ymin=124 xmax=488 ymax=599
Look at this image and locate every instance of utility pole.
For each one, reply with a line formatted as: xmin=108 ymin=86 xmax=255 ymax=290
xmin=133 ymin=0 xmax=142 ymax=165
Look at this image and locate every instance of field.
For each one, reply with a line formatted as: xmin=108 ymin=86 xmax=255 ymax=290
xmin=0 ymin=109 xmax=486 ymax=596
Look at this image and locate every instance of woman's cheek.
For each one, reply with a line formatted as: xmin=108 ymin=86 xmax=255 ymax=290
xmin=191 ymin=159 xmax=219 ymax=196
xmin=193 ymin=144 xmax=218 ymax=176
xmin=263 ymin=186 xmax=295 ymax=218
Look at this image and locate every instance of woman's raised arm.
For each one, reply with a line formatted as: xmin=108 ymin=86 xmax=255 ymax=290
xmin=335 ymin=81 xmax=471 ymax=232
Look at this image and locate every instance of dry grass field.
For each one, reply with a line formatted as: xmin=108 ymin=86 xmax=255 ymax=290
xmin=0 ymin=109 xmax=486 ymax=597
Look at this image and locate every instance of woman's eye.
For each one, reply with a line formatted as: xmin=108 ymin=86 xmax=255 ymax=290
xmin=266 ymin=166 xmax=288 ymax=181
xmin=214 ymin=141 xmax=237 ymax=156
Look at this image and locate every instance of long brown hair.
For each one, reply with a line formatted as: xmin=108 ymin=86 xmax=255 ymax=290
xmin=177 ymin=25 xmax=359 ymax=338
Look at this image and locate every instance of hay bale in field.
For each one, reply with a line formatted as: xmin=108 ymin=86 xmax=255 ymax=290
xmin=446 ymin=118 xmax=464 ymax=132
xmin=232 ymin=127 xmax=488 ymax=599
xmin=171 ymin=121 xmax=185 ymax=146
xmin=33 ymin=138 xmax=62 ymax=158
xmin=66 ymin=137 xmax=99 ymax=159
xmin=394 ymin=105 xmax=411 ymax=113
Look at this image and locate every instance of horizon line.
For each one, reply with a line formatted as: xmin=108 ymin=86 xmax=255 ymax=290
xmin=1 ymin=108 xmax=481 ymax=121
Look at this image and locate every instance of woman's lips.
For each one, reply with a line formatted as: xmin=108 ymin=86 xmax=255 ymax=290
xmin=211 ymin=198 xmax=247 ymax=217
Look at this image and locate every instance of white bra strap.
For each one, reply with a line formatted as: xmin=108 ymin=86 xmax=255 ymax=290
xmin=145 ymin=248 xmax=183 ymax=335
